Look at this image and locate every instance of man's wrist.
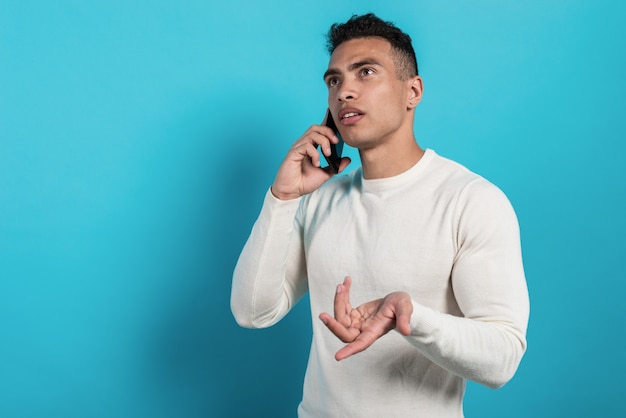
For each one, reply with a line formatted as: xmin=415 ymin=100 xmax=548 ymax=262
xmin=270 ymin=186 xmax=300 ymax=201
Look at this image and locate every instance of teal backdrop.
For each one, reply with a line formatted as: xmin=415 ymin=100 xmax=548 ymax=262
xmin=2 ymin=0 xmax=625 ymax=417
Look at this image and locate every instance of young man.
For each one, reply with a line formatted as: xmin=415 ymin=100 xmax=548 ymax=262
xmin=231 ymin=13 xmax=529 ymax=418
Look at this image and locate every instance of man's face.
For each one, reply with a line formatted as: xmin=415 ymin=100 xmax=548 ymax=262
xmin=324 ymin=37 xmax=413 ymax=150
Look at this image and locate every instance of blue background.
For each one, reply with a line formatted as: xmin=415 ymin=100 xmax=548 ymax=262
xmin=2 ymin=0 xmax=625 ymax=417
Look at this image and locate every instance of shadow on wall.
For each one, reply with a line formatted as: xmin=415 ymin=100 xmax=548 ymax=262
xmin=142 ymin=96 xmax=313 ymax=418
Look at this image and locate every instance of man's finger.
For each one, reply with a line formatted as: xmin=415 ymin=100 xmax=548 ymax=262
xmin=319 ymin=313 xmax=359 ymax=343
xmin=334 ymin=329 xmax=380 ymax=361
xmin=395 ymin=302 xmax=413 ymax=336
xmin=386 ymin=292 xmax=413 ymax=336
xmin=334 ymin=276 xmax=353 ymax=327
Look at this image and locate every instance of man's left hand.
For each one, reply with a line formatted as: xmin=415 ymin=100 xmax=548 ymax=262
xmin=319 ymin=276 xmax=414 ymax=361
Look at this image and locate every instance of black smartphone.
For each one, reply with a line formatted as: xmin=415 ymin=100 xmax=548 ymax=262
xmin=323 ymin=109 xmax=344 ymax=174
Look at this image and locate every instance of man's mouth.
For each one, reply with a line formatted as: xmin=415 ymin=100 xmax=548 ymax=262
xmin=339 ymin=109 xmax=364 ymax=125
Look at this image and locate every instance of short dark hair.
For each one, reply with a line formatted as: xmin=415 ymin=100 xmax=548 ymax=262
xmin=326 ymin=13 xmax=419 ymax=79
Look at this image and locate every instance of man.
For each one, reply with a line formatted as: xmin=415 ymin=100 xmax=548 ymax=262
xmin=231 ymin=13 xmax=529 ymax=418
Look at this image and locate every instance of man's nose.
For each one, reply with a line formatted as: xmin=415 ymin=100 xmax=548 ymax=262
xmin=337 ymin=80 xmax=357 ymax=102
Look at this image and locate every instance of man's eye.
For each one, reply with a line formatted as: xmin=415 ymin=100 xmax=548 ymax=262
xmin=360 ymin=68 xmax=375 ymax=77
xmin=327 ymin=78 xmax=339 ymax=87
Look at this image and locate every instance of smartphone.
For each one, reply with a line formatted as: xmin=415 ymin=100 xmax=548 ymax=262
xmin=323 ymin=109 xmax=344 ymax=174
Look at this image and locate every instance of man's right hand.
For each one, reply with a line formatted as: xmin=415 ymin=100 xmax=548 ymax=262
xmin=271 ymin=124 xmax=350 ymax=200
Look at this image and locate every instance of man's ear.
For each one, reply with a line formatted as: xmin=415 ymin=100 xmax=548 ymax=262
xmin=406 ymin=75 xmax=424 ymax=109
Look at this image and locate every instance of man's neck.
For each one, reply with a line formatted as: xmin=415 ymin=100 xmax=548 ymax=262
xmin=360 ymin=138 xmax=425 ymax=180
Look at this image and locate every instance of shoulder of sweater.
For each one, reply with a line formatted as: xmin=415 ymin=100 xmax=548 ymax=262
xmin=426 ymin=152 xmax=514 ymax=208
xmin=422 ymin=152 xmax=489 ymax=192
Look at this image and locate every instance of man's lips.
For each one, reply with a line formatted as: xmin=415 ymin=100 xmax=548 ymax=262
xmin=338 ymin=108 xmax=364 ymax=125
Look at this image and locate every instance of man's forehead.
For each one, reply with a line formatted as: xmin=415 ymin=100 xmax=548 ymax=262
xmin=327 ymin=37 xmax=393 ymax=68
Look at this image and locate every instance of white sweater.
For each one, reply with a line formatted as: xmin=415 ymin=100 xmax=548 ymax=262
xmin=232 ymin=149 xmax=529 ymax=418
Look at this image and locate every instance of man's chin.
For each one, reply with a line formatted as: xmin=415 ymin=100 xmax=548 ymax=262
xmin=346 ymin=137 xmax=379 ymax=152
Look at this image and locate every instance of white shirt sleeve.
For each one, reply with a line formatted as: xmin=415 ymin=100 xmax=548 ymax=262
xmin=404 ymin=179 xmax=530 ymax=388
xmin=230 ymin=189 xmax=309 ymax=328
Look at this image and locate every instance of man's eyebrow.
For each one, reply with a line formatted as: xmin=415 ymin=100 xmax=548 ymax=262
xmin=349 ymin=59 xmax=383 ymax=71
xmin=323 ymin=67 xmax=340 ymax=81
xmin=323 ymin=58 xmax=383 ymax=80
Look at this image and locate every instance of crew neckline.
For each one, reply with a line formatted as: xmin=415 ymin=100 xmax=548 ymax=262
xmin=360 ymin=148 xmax=435 ymax=194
